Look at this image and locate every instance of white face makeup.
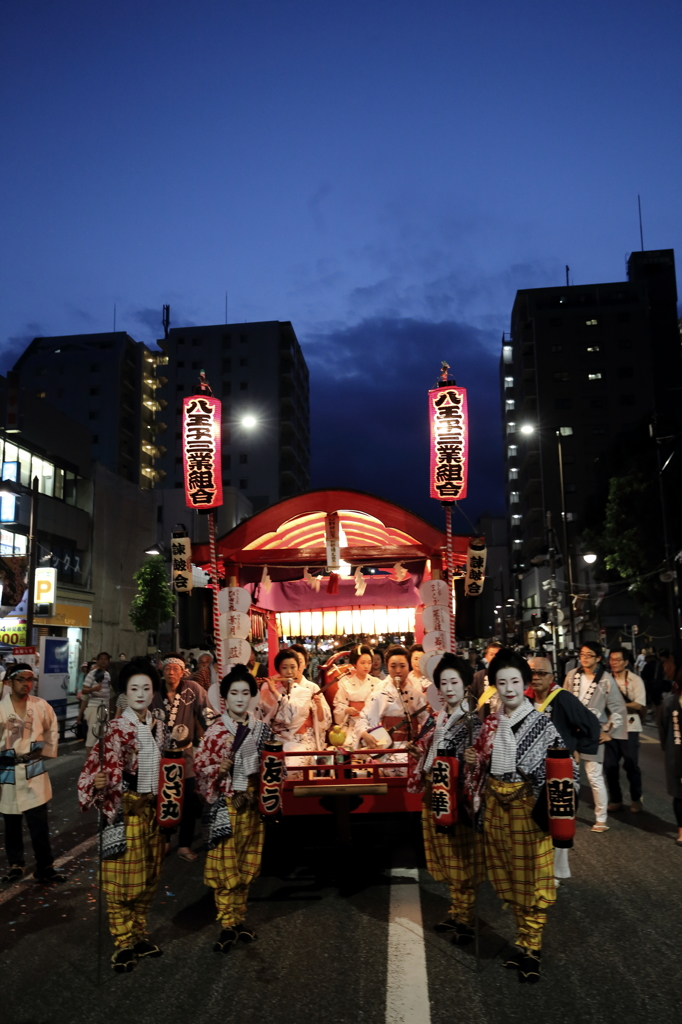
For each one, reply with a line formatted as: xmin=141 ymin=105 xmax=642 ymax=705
xmin=226 ymin=681 xmax=252 ymax=718
xmin=438 ymin=668 xmax=464 ymax=708
xmin=126 ymin=674 xmax=154 ymax=712
xmin=494 ymin=667 xmax=526 ymax=712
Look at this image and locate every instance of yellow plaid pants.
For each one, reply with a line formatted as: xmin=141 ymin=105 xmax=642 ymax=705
xmin=204 ymin=792 xmax=264 ymax=928
xmin=422 ymin=805 xmax=483 ymax=926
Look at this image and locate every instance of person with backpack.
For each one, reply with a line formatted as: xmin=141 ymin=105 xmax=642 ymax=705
xmin=563 ymin=642 xmax=627 ymax=833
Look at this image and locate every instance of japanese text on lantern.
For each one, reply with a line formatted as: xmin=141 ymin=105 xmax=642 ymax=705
xmin=182 ymin=395 xmax=223 ymax=510
xmin=428 ymin=385 xmax=468 ymax=501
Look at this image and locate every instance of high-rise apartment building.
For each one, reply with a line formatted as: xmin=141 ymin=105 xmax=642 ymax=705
xmin=501 ymin=249 xmax=680 ymax=570
xmin=13 ymin=332 xmax=167 ymax=488
xmin=156 ymin=320 xmax=310 ymax=513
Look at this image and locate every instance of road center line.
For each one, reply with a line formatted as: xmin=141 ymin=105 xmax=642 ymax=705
xmin=386 ymin=867 xmax=431 ymax=1024
xmin=0 ymin=833 xmax=97 ymax=906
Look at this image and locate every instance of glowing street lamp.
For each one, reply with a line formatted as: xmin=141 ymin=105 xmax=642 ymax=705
xmin=583 ymin=552 xmax=597 ymax=565
xmin=241 ymin=415 xmax=257 ymax=429
xmin=520 ymin=423 xmax=535 ymax=435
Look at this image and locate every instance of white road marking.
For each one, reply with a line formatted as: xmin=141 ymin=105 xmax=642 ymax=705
xmin=386 ymin=867 xmax=431 ymax=1024
xmin=0 ymin=833 xmax=97 ymax=905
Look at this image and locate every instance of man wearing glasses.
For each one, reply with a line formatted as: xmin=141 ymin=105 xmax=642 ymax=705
xmin=563 ymin=642 xmax=627 ymax=833
xmin=0 ymin=663 xmax=65 ymax=884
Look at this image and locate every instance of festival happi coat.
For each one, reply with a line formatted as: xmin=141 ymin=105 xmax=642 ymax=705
xmin=0 ymin=693 xmax=58 ymax=814
xmin=194 ymin=712 xmax=272 ymax=848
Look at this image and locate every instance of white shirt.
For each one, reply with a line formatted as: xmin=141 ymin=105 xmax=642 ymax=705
xmin=0 ymin=694 xmax=58 ymax=813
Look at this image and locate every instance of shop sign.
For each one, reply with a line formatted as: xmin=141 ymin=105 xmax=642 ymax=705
xmin=0 ymin=619 xmax=26 ymax=646
xmin=182 ymin=395 xmax=223 ymax=510
xmin=428 ymin=384 xmax=468 ymax=502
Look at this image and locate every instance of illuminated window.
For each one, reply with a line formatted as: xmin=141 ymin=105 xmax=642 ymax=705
xmin=509 ymin=467 xmax=518 ymax=480
xmin=586 ymin=319 xmax=598 ymax=326
xmin=504 ymin=376 xmax=514 ymax=387
xmin=503 ymin=345 xmax=512 ymax=364
xmin=587 ymin=345 xmax=600 ymax=352
xmin=558 ymin=426 xmax=573 ymax=436
xmin=514 ymin=538 xmax=522 ymax=545
xmin=510 ymin=491 xmax=520 ymax=504
xmin=505 ymin=399 xmax=515 ymax=411
xmin=507 ymin=421 xmax=516 ymax=434
xmin=588 ymin=373 xmax=602 ymax=381
xmin=508 ymin=445 xmax=517 ymax=458
xmin=553 ymin=371 xmax=570 ymax=381
xmin=512 ymin=514 xmax=522 ymax=521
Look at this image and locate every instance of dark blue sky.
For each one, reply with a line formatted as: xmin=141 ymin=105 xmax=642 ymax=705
xmin=2 ymin=1 xmax=681 ymax=527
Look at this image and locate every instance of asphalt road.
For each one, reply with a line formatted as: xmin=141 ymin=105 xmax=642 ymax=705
xmin=0 ymin=727 xmax=679 ymax=1024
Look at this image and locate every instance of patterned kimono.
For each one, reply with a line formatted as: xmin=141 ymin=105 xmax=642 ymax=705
xmin=359 ymin=676 xmax=433 ymax=778
xmin=421 ymin=706 xmax=483 ymax=927
xmin=333 ymin=673 xmax=382 ymax=749
xmin=78 ymin=708 xmax=164 ymax=950
xmin=468 ymin=699 xmax=578 ymax=951
xmin=259 ymin=679 xmax=331 ymax=766
xmin=195 ymin=713 xmax=271 ymax=929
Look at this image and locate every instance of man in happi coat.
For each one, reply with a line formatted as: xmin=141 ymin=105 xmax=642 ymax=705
xmin=465 ymin=649 xmax=578 ymax=984
xmin=195 ymin=664 xmax=272 ymax=952
xmin=417 ymin=653 xmax=483 ymax=945
xmin=78 ymin=658 xmax=166 ymax=973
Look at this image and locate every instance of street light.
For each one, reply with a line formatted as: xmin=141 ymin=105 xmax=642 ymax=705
xmin=241 ymin=415 xmax=257 ymax=429
xmin=583 ymin=552 xmax=597 ymax=565
xmin=520 ymin=423 xmax=535 ymax=435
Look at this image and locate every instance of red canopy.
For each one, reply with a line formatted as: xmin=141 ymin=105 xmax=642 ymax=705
xmin=193 ymin=488 xmax=468 ymax=575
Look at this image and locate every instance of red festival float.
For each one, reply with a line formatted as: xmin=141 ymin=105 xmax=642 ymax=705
xmin=192 ymin=489 xmax=469 ymax=819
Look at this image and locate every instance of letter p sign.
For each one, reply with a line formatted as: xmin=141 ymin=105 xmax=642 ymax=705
xmin=34 ymin=568 xmax=56 ymax=611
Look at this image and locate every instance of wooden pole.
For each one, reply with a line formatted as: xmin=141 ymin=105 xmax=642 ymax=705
xmin=208 ymin=511 xmax=222 ymax=679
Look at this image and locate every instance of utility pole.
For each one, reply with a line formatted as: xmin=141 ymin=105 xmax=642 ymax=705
xmin=25 ymin=476 xmax=39 ymax=647
xmin=556 ymin=430 xmax=577 ymax=648
xmin=545 ymin=511 xmax=560 ymax=666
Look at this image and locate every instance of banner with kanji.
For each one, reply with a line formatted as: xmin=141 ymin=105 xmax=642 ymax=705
xmin=428 ymin=384 xmax=468 ymax=501
xmin=182 ymin=395 xmax=223 ymax=510
xmin=464 ymin=536 xmax=486 ymax=598
xmin=171 ymin=534 xmax=193 ymax=593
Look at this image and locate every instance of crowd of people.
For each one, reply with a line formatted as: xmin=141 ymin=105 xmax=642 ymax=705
xmin=0 ymin=636 xmax=680 ymax=984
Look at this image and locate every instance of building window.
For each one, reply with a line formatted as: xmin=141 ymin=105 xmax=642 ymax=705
xmin=192 ymin=361 xmax=200 ymax=369
xmin=512 ymin=514 xmax=522 ymax=521
xmin=224 ymin=478 xmax=231 ymax=487
xmin=177 ymin=360 xmax=185 ymax=368
xmin=549 ymin=318 xmax=562 ymax=328
xmin=222 ymin=381 xmax=232 ymax=395
xmin=505 ymin=399 xmax=515 ymax=411
xmin=507 ymin=422 xmax=516 ymax=434
xmin=509 ymin=467 xmax=518 ymax=480
xmin=510 ymin=491 xmax=520 ymax=504
xmin=503 ymin=345 xmax=512 ymax=364
xmin=553 ymin=371 xmax=570 ymax=381
xmin=222 ymin=358 xmax=232 ymax=372
xmin=224 ymin=455 xmax=231 ymax=468
xmin=240 ymin=334 xmax=248 ymax=344
xmin=558 ymin=426 xmax=573 ymax=436
xmin=551 ymin=344 xmax=563 ymax=352
xmin=514 ymin=538 xmax=522 ymax=545
xmin=504 ymin=376 xmax=514 ymax=387
xmin=35 ymin=391 xmax=46 ymax=398
xmin=586 ymin=319 xmax=598 ymax=326
xmin=618 ymin=366 xmax=634 ymax=379
xmin=555 ymin=398 xmax=572 ymax=409
xmin=620 ymin=394 xmax=636 ymax=406
xmin=191 ymin=339 xmax=201 ymax=346
xmin=508 ymin=445 xmax=517 ymax=458
xmin=239 ymin=454 xmax=248 ymax=464
xmin=177 ymin=337 xmax=185 ymax=345
xmin=222 ymin=335 xmax=231 ymax=348
xmin=588 ymin=372 xmax=602 ymax=381
xmin=619 ymin=339 xmax=632 ymax=349
xmin=177 ymin=383 xmax=184 ymax=391
xmin=174 ymin=481 xmax=182 ymax=488
xmin=240 ymin=479 xmax=247 ymax=489
xmin=591 ymin=398 xmax=606 ymax=409
xmin=239 ymin=382 xmax=248 ymax=391
xmin=239 ymin=358 xmax=248 ymax=367
xmin=587 ymin=345 xmax=600 ymax=352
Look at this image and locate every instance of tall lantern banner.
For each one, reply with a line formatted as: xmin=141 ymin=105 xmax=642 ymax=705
xmin=428 ymin=384 xmax=468 ymax=502
xmin=325 ymin=512 xmax=341 ymax=571
xmin=464 ymin=536 xmax=487 ymax=598
xmin=182 ymin=395 xmax=223 ymax=510
xmin=171 ymin=532 xmax=193 ymax=593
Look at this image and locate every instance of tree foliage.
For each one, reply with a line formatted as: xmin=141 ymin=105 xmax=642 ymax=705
xmin=129 ymin=555 xmax=175 ymax=633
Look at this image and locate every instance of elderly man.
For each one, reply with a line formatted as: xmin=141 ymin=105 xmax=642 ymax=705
xmin=151 ymin=653 xmax=209 ymax=861
xmin=192 ymin=652 xmax=215 ymax=692
xmin=563 ymin=642 xmax=627 ymax=832
xmin=0 ymin=663 xmax=65 ymax=884
xmin=605 ymin=647 xmax=647 ymax=813
xmin=527 ymin=655 xmax=600 ymax=884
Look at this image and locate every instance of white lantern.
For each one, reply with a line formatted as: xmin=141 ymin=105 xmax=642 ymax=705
xmin=419 ymin=579 xmax=450 ymax=608
xmin=218 ymin=587 xmax=252 ymax=614
xmin=219 ymin=611 xmax=251 ymax=640
xmin=223 ymin=637 xmax=252 ymax=665
xmin=423 ymin=630 xmax=449 ymax=654
xmin=419 ymin=651 xmax=444 ymax=683
xmin=422 ymin=605 xmax=452 ymax=635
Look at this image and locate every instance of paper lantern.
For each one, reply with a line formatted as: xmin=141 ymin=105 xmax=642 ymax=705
xmin=419 ymin=579 xmax=450 ymax=608
xmin=219 ymin=611 xmax=250 ymax=640
xmin=431 ymin=752 xmax=459 ymax=830
xmin=218 ymin=587 xmax=252 ymax=614
xmin=223 ymin=637 xmax=251 ymax=665
xmin=422 ymin=605 xmax=451 ymax=634
xmin=419 ymin=651 xmax=444 ymax=682
xmin=428 ymin=383 xmax=468 ymax=502
xmin=156 ymin=753 xmax=185 ymax=828
xmin=182 ymin=394 xmax=223 ymax=510
xmin=423 ymin=630 xmax=449 ymax=654
xmin=545 ymin=748 xmax=576 ymax=848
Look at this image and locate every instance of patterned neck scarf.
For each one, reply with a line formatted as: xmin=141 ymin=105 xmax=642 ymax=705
xmin=123 ymin=707 xmax=161 ymax=794
xmin=490 ymin=699 xmax=533 ymax=777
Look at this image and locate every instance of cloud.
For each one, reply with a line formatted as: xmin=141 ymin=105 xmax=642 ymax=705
xmin=0 ymin=322 xmax=43 ymax=374
xmin=303 ymin=316 xmax=505 ymax=529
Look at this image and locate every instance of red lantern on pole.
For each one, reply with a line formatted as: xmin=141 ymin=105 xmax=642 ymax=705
xmin=431 ymin=750 xmax=459 ymax=831
xmin=156 ymin=751 xmax=186 ymax=828
xmin=258 ymin=739 xmax=285 ymax=816
xmin=545 ymin=748 xmax=576 ymax=847
xmin=182 ymin=393 xmax=223 ymax=511
xmin=428 ymin=377 xmax=468 ymax=503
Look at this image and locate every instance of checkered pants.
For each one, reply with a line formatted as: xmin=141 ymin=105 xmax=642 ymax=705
xmin=484 ymin=778 xmax=556 ymax=950
xmin=204 ymin=792 xmax=264 ymax=928
xmin=422 ymin=806 xmax=483 ymax=926
xmin=102 ymin=792 xmax=164 ymax=949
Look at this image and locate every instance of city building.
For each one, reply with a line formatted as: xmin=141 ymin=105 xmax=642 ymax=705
xmin=155 ymin=321 xmax=310 ymax=513
xmin=0 ymin=375 xmax=155 ymax=685
xmin=501 ymin=248 xmax=681 ymax=641
xmin=13 ymin=332 xmax=167 ymax=488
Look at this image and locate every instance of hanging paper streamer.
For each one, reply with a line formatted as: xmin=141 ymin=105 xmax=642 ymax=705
xmin=431 ymin=750 xmax=459 ymax=831
xmin=156 ymin=751 xmax=186 ymax=828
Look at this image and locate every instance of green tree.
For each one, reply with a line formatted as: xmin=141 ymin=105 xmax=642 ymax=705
xmin=129 ymin=555 xmax=175 ymax=633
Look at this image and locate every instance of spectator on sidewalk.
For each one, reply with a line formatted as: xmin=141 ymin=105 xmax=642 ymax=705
xmin=605 ymin=647 xmax=647 ymax=813
xmin=0 ymin=663 xmax=65 ymax=884
xmin=81 ymin=652 xmax=112 ymax=753
xmin=564 ymin=642 xmax=627 ymax=833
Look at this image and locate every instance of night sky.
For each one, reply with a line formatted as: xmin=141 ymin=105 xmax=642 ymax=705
xmin=2 ymin=1 xmax=681 ymax=528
